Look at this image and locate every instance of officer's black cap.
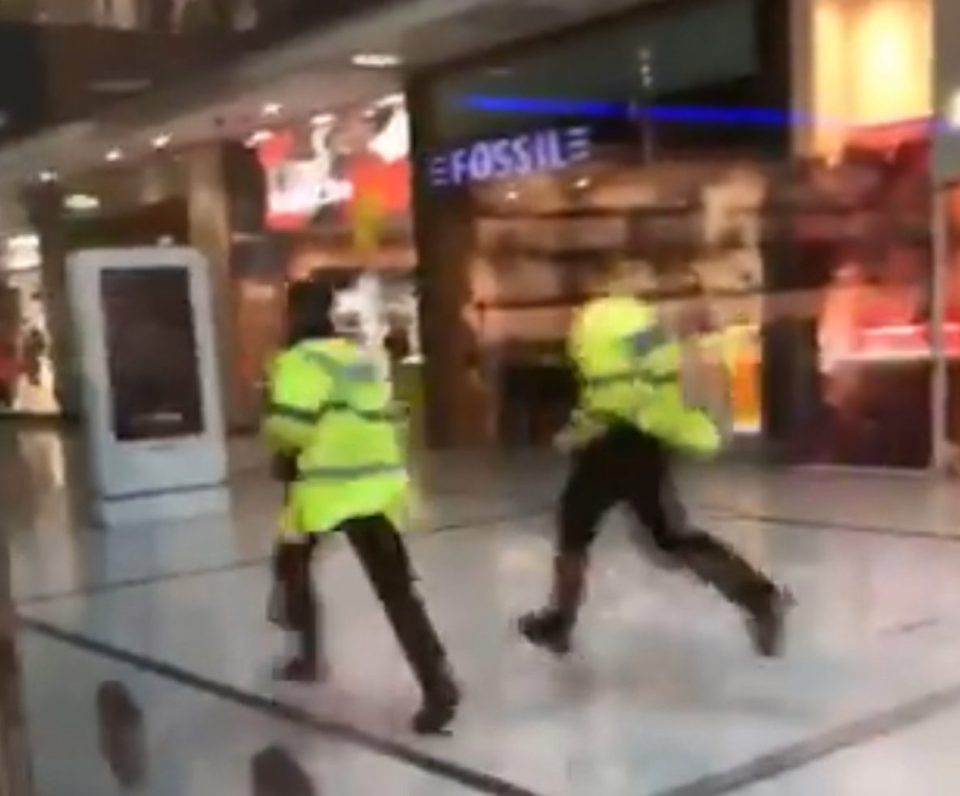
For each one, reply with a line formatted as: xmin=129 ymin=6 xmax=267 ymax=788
xmin=285 ymin=280 xmax=335 ymax=342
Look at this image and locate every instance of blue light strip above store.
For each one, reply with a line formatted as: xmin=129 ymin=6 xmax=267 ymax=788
xmin=461 ymin=94 xmax=946 ymax=133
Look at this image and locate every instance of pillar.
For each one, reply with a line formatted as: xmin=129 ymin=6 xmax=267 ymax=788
xmin=932 ymin=0 xmax=960 ymax=468
xmin=790 ymin=0 xmax=816 ymax=157
xmin=185 ymin=145 xmax=247 ymax=431
xmin=23 ymin=182 xmax=78 ymax=420
xmin=933 ymin=0 xmax=960 ymax=181
xmin=407 ymin=79 xmax=494 ymax=448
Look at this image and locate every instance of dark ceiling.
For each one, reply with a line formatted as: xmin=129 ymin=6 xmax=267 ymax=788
xmin=427 ymin=0 xmax=757 ymax=144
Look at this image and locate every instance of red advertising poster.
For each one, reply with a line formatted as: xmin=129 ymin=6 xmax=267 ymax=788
xmin=256 ymin=104 xmax=410 ymax=233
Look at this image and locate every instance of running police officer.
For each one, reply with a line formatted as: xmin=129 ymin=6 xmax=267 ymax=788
xmin=264 ymin=280 xmax=459 ymax=734
xmin=519 ymin=265 xmax=790 ymax=658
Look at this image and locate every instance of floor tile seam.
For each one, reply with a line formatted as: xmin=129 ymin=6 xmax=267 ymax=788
xmin=699 ymin=504 xmax=960 ymax=543
xmin=649 ymin=676 xmax=960 ymax=796
xmin=19 ymin=496 xmax=960 ymax=613
xmin=13 ymin=505 xmax=552 ymax=608
xmin=20 ymin=615 xmax=545 ymax=796
xmin=25 ymin=611 xmax=960 ymax=796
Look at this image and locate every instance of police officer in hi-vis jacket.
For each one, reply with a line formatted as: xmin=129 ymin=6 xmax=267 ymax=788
xmin=519 ymin=267 xmax=790 ymax=658
xmin=264 ymin=281 xmax=459 ymax=735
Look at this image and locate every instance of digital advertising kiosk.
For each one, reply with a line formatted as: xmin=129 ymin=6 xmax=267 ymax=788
xmin=66 ymin=247 xmax=229 ymax=527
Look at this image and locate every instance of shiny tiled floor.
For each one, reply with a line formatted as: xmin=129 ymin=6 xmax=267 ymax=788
xmin=6 ymin=426 xmax=960 ymax=795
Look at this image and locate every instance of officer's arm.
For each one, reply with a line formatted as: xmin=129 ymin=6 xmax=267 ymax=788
xmin=263 ymin=350 xmax=332 ymax=453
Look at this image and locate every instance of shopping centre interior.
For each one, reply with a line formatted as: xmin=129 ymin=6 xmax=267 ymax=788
xmin=7 ymin=1 xmax=960 ymax=795
xmin=0 ymin=0 xmax=954 ymax=471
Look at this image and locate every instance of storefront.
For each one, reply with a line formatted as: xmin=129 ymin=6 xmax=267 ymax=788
xmin=28 ymin=91 xmax=424 ymax=433
xmin=248 ymin=94 xmax=418 ymax=354
xmin=240 ymin=94 xmax=425 ymax=438
xmin=0 ymin=233 xmax=60 ymax=417
xmin=12 ymin=0 xmax=953 ymax=471
xmin=409 ymin=0 xmax=791 ymax=450
xmin=405 ymin=0 xmax=951 ymax=471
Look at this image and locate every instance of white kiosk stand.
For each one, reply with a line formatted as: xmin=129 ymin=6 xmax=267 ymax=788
xmin=66 ymin=248 xmax=229 ymax=528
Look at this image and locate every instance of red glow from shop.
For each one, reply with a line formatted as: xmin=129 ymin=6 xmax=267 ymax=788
xmin=845 ymin=116 xmax=932 ymax=151
xmin=255 ymin=131 xmax=291 ymax=168
xmin=348 ymin=151 xmax=410 ymax=215
xmin=846 ymin=324 xmax=960 ymax=360
xmin=256 ymin=128 xmax=410 ymax=232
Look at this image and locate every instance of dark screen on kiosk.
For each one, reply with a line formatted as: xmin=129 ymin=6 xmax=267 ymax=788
xmin=100 ymin=267 xmax=204 ymax=441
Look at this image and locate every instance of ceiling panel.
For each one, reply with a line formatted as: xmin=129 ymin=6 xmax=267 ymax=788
xmin=0 ymin=0 xmax=672 ymax=192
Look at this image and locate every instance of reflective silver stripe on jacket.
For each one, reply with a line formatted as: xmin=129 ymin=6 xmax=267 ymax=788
xmin=268 ymin=403 xmax=321 ymax=423
xmin=299 ymin=347 xmax=342 ymax=375
xmin=629 ymin=326 xmax=670 ymax=357
xmin=316 ymin=401 xmax=407 ymax=423
xmin=581 ymin=326 xmax=677 ymax=388
xmin=269 ymin=401 xmax=404 ymax=425
xmin=584 ymin=368 xmax=678 ymax=388
xmin=297 ymin=346 xmax=404 ymax=423
xmin=297 ymin=462 xmax=405 ymax=481
xmin=301 ymin=348 xmax=378 ymax=384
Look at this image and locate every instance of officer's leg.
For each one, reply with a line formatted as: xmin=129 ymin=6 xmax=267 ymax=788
xmin=344 ymin=516 xmax=459 ymax=735
xmin=624 ymin=434 xmax=789 ymax=656
xmin=273 ymin=535 xmax=326 ymax=682
xmin=519 ymin=437 xmax=618 ymax=656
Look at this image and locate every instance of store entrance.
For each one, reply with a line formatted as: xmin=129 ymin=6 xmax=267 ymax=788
xmin=447 ymin=157 xmax=773 ymax=453
xmin=765 ymin=122 xmax=934 ymax=470
xmin=0 ymin=235 xmax=59 ymax=418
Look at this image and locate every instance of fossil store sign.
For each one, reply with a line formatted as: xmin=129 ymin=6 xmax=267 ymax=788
xmin=428 ymin=126 xmax=592 ymax=188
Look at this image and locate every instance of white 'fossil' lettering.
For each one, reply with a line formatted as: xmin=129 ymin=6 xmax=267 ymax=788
xmin=429 ymin=126 xmax=591 ymax=188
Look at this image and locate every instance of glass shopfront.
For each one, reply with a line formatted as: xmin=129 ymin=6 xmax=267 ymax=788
xmin=790 ymin=0 xmax=935 ymax=469
xmin=27 ymin=94 xmax=423 ymax=431
xmin=936 ymin=182 xmax=960 ymax=472
xmin=770 ymin=122 xmax=933 ymax=468
xmin=234 ymin=95 xmax=426 ymax=438
xmin=0 ymin=234 xmax=59 ymax=416
xmin=411 ymin=0 xmax=792 ymax=451
xmin=411 ymin=0 xmax=939 ymax=468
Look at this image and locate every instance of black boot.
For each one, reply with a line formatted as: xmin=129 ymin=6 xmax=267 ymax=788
xmin=273 ymin=655 xmax=322 ymax=683
xmin=746 ymin=587 xmax=793 ymax=658
xmin=518 ymin=609 xmax=574 ymax=656
xmin=272 ymin=541 xmax=329 ymax=682
xmin=518 ymin=553 xmax=587 ymax=657
xmin=412 ymin=662 xmax=461 ymax=735
xmin=382 ymin=591 xmax=461 ymax=734
xmin=274 ymin=618 xmax=330 ymax=683
xmin=676 ymin=531 xmax=792 ymax=658
xmin=347 ymin=519 xmax=460 ymax=734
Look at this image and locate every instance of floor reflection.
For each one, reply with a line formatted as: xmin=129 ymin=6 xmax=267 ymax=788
xmin=97 ymin=682 xmax=147 ymax=792
xmin=251 ymin=747 xmax=317 ymax=796
xmin=8 ymin=430 xmax=960 ymax=794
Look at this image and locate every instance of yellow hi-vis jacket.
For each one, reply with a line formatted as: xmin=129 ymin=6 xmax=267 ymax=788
xmin=264 ymin=337 xmax=408 ymax=534
xmin=565 ymin=296 xmax=721 ymax=457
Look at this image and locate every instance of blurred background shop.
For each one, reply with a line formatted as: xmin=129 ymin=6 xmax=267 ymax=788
xmin=21 ymin=93 xmax=422 ymax=435
xmin=0 ymin=233 xmax=59 ymax=416
xmin=408 ymin=0 xmax=950 ymax=471
xmin=4 ymin=0 xmax=959 ymax=474
xmin=408 ymin=0 xmax=787 ymax=452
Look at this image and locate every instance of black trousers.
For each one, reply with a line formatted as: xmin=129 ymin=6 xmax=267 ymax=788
xmin=558 ymin=424 xmax=775 ymax=611
xmin=276 ymin=515 xmax=451 ymax=695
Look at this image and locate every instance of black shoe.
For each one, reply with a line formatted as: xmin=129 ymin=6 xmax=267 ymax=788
xmin=412 ymin=678 xmax=460 ymax=735
xmin=747 ymin=589 xmax=793 ymax=658
xmin=518 ymin=610 xmax=573 ymax=657
xmin=272 ymin=656 xmax=327 ymax=683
